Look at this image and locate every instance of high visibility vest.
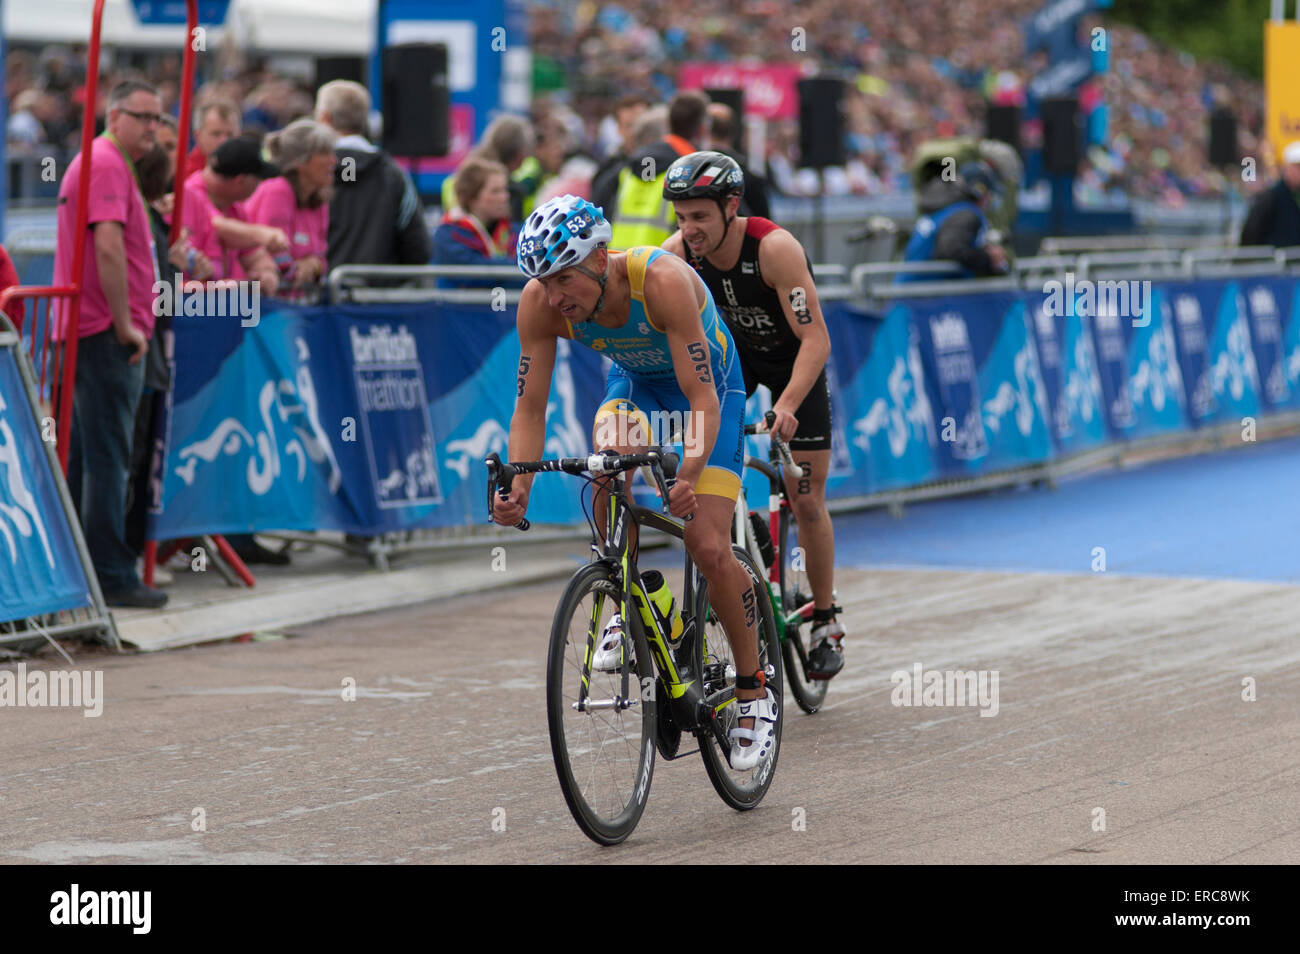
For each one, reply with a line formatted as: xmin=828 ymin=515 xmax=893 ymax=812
xmin=514 ymin=156 xmax=544 ymax=217
xmin=441 ymin=156 xmax=545 ymax=214
xmin=610 ymin=168 xmax=676 ymax=251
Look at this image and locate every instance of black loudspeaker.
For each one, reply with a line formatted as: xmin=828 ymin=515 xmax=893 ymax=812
xmin=797 ymin=77 xmax=846 ymax=169
xmin=704 ymin=87 xmax=745 ymax=149
xmin=1209 ymin=107 xmax=1238 ymax=166
xmin=1041 ymin=96 xmax=1080 ymax=175
xmin=381 ymin=43 xmax=450 ymax=157
xmin=985 ymin=103 xmax=1022 ymax=155
xmin=315 ymin=56 xmax=365 ymax=91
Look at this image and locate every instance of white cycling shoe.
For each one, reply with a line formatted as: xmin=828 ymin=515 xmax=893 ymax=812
xmin=728 ymin=687 xmax=778 ymax=770
xmin=590 ymin=614 xmax=627 ymax=673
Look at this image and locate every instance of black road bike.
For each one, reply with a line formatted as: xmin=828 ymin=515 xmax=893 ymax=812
xmin=486 ymin=448 xmax=782 ymax=845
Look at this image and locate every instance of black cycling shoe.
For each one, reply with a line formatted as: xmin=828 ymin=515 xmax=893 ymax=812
xmin=807 ymin=636 xmax=844 ymax=680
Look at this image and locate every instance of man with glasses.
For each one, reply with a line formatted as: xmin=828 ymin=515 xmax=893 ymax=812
xmin=53 ymin=80 xmax=169 ymax=608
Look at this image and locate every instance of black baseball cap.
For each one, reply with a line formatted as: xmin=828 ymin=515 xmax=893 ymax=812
xmin=210 ymin=136 xmax=278 ymax=178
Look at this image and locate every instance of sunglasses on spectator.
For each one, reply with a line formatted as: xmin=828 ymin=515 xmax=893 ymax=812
xmin=119 ymin=109 xmax=163 ymax=125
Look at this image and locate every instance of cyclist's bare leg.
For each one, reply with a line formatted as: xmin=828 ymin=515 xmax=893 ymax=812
xmin=683 ymin=493 xmax=761 ymax=699
xmin=782 ymin=448 xmax=834 ymax=609
xmin=590 ymin=410 xmax=647 ymax=556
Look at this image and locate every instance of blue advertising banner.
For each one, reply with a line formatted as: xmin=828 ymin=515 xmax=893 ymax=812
xmin=1024 ymin=289 xmax=1108 ymax=452
xmin=146 ymin=272 xmax=1300 ymax=538
xmin=1237 ymin=276 xmax=1293 ymax=411
xmin=907 ymin=291 xmax=1053 ymax=475
xmin=131 ymin=0 xmax=230 ymax=25
xmin=837 ymin=304 xmax=940 ymax=493
xmin=0 ymin=348 xmax=92 ymax=620
xmin=1158 ymin=281 xmax=1219 ymax=428
xmin=1121 ymin=283 xmax=1187 ymax=438
xmin=149 ymin=302 xmax=606 ymax=538
xmin=1205 ymin=281 xmax=1262 ymax=423
xmin=1285 ymin=281 xmax=1300 ymax=404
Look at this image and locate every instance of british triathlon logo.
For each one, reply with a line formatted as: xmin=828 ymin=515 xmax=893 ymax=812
xmin=350 ymin=325 xmax=442 ymax=509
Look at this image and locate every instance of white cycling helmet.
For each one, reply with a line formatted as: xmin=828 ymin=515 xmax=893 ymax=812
xmin=516 ymin=194 xmax=613 ymax=279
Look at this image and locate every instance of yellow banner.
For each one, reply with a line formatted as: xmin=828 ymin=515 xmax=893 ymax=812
xmin=1266 ymin=21 xmax=1300 ymax=164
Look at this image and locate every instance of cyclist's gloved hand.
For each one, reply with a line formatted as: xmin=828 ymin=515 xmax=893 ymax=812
xmin=666 ymin=476 xmax=697 ymax=520
xmin=770 ymin=407 xmax=799 ymax=443
xmin=492 ymin=484 xmax=530 ymax=527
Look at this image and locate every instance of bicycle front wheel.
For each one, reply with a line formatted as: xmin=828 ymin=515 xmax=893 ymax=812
xmin=546 ymin=562 xmax=656 ymax=846
xmin=693 ymin=545 xmax=782 ymax=811
xmin=779 ymin=506 xmax=829 ymax=714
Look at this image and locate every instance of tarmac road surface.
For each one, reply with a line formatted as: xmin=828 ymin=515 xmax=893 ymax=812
xmin=3 ymin=561 xmax=1296 ymax=864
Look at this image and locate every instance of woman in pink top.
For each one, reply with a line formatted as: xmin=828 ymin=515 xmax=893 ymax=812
xmin=245 ymin=119 xmax=336 ymax=290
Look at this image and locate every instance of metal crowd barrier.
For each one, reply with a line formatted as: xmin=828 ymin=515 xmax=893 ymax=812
xmin=1039 ymin=233 xmax=1236 ymax=254
xmin=0 ymin=312 xmax=119 ymax=651
xmin=0 ymin=285 xmax=81 ymax=473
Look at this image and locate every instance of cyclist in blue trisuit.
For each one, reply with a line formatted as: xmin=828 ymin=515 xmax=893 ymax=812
xmin=662 ymin=151 xmax=845 ymax=679
xmin=493 ymin=194 xmax=776 ymax=770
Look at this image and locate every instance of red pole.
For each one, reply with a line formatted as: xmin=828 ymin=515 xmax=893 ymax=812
xmin=170 ymin=0 xmax=200 ymax=247
xmin=148 ymin=0 xmax=201 ymax=588
xmin=60 ymin=0 xmax=109 ymax=473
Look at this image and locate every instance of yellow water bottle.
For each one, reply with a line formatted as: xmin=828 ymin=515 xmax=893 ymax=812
xmin=636 ymin=570 xmax=684 ymax=643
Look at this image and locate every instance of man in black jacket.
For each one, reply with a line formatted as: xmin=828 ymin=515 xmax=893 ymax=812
xmin=590 ymin=93 xmax=651 ymax=216
xmin=1240 ymin=141 xmax=1300 ymax=248
xmin=315 ymin=80 xmax=430 ymax=270
xmin=706 ymin=102 xmax=770 ymax=219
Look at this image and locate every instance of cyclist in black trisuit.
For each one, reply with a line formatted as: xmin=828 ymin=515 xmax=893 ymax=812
xmin=662 ymin=151 xmax=845 ymax=679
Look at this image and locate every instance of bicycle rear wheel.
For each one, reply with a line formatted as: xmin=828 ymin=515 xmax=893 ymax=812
xmin=693 ymin=545 xmax=782 ymax=810
xmin=779 ymin=506 xmax=829 ymax=714
xmin=546 ymin=563 xmax=656 ymax=845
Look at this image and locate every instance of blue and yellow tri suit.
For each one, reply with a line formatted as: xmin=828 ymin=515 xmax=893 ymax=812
xmin=561 ymin=246 xmax=746 ymax=500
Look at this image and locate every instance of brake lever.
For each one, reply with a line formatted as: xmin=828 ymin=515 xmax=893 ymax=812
xmin=484 ymin=453 xmax=530 ymax=531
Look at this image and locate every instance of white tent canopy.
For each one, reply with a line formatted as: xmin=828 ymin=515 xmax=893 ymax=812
xmin=4 ymin=0 xmax=376 ymax=55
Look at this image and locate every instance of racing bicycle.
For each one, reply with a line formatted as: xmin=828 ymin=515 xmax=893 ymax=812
xmin=485 ymin=447 xmax=782 ymax=846
xmin=735 ymin=410 xmax=829 ymax=714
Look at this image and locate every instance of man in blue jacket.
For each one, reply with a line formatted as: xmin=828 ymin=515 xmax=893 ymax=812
xmin=897 ymin=160 xmax=1008 ymax=282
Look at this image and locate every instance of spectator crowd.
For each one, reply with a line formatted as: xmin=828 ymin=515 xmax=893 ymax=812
xmin=4 ymin=5 xmax=1275 ymax=209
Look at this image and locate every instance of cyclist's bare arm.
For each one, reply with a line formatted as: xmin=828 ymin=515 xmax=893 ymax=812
xmin=497 ymin=281 xmax=560 ymax=522
xmin=644 ymin=255 xmax=720 ymax=488
xmin=661 ymin=229 xmax=686 ymax=259
xmin=759 ymin=228 xmax=831 ymax=419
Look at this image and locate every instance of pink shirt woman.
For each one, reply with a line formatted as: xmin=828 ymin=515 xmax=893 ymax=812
xmin=243 ymin=119 xmax=337 ymax=288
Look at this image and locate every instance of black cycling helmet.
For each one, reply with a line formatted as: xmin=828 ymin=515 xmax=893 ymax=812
xmin=662 ymin=150 xmax=745 ymax=202
xmin=663 ymin=151 xmax=745 ymax=256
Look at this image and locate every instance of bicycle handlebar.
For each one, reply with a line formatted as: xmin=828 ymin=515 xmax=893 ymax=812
xmin=485 ymin=448 xmax=682 ymax=531
xmin=743 ymin=410 xmax=804 ymax=479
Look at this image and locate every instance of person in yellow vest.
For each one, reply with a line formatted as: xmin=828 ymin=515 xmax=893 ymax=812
xmin=441 ymin=115 xmax=534 ymax=220
xmin=609 ymin=91 xmax=708 ymax=250
xmin=516 ymin=114 xmax=570 ymax=217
